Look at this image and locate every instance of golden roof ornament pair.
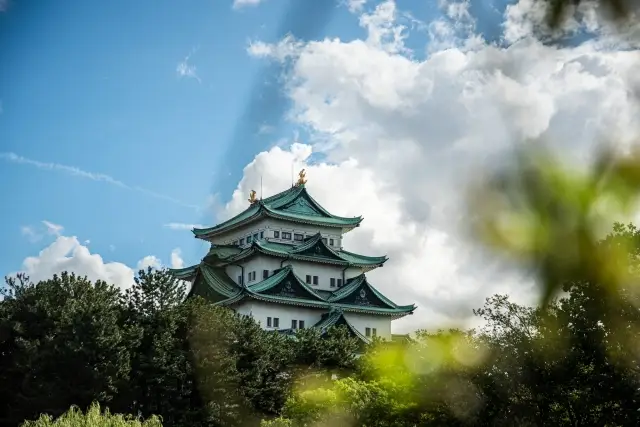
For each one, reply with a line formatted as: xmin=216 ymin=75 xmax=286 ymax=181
xmin=248 ymin=169 xmax=307 ymax=205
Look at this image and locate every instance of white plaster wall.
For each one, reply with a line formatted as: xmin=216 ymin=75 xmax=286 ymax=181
xmin=229 ymin=255 xmax=283 ymax=285
xmin=233 ymin=300 xmax=325 ymax=331
xmin=210 ymin=218 xmax=344 ymax=248
xmin=344 ymin=313 xmax=393 ymax=340
xmin=234 ymin=301 xmax=254 ymax=317
xmin=283 ymin=259 xmax=362 ymax=291
xmin=226 ymin=254 xmax=364 ymax=290
xmin=235 ymin=300 xmax=394 ymax=340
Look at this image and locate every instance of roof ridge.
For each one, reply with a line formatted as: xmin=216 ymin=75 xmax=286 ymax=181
xmin=289 ymin=232 xmax=347 ymax=260
xmin=328 ymin=274 xmax=400 ymax=310
xmin=247 ymin=265 xmax=325 ymax=302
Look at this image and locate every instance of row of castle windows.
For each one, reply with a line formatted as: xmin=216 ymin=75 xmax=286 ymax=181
xmin=365 ymin=327 xmax=377 ymax=338
xmin=231 ymin=229 xmax=336 ymax=247
xmin=265 ymin=317 xmax=306 ymax=330
xmin=239 ymin=270 xmax=344 ymax=288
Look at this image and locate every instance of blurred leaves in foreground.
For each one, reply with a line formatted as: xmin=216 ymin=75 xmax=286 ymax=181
xmin=468 ymin=144 xmax=640 ymax=307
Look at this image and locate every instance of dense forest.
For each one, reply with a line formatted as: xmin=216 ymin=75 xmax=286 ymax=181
xmin=2 ymin=221 xmax=640 ymax=426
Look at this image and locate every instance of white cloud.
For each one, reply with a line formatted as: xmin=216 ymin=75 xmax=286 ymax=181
xmin=232 ymin=0 xmax=640 ymax=332
xmin=176 ymin=49 xmax=201 ymax=83
xmin=170 ymin=248 xmax=185 ymax=269
xmin=21 ymin=226 xmax=41 ymax=243
xmin=15 ymin=236 xmax=137 ymax=290
xmin=20 ymin=220 xmax=64 ymax=243
xmin=346 ymin=0 xmax=367 ymax=13
xmin=233 ymin=0 xmax=265 ymax=9
xmin=137 ymin=256 xmax=162 ymax=271
xmin=42 ymin=220 xmax=63 ymax=236
xmin=0 ymin=152 xmax=199 ymax=210
xmin=164 ymin=222 xmax=204 ymax=230
xmin=9 ymin=227 xmax=185 ymax=291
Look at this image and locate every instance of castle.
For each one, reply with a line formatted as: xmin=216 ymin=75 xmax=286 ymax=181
xmin=169 ymin=170 xmax=416 ymax=343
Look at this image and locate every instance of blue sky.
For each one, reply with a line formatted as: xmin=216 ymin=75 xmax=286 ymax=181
xmin=0 ymin=0 xmax=473 ymax=276
xmin=2 ymin=0 xmax=637 ymax=328
xmin=0 ymin=0 xmax=346 ymax=273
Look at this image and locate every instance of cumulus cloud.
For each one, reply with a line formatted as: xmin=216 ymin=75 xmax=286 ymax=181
xmin=10 ymin=226 xmax=185 ymax=291
xmin=15 ymin=236 xmax=137 ymax=290
xmin=227 ymin=0 xmax=640 ymax=332
xmin=170 ymin=248 xmax=185 ymax=269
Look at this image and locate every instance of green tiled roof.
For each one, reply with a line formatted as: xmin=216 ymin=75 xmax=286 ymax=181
xmin=169 ymin=263 xmax=414 ymax=317
xmin=221 ymin=234 xmax=387 ymax=268
xmin=247 ymin=265 xmax=326 ymax=302
xmin=328 ymin=274 xmax=415 ymax=313
xmin=313 ymin=309 xmax=370 ymax=343
xmin=192 ymin=185 xmax=363 ymax=238
xmin=203 ymin=244 xmax=243 ymax=262
xmin=170 ymin=265 xmax=199 ymax=281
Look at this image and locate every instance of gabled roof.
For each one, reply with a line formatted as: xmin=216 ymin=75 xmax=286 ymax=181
xmin=246 ymin=265 xmax=326 ymax=303
xmin=313 ymin=309 xmax=370 ymax=344
xmin=192 ymin=185 xmax=363 ymax=239
xmin=188 ymin=265 xmax=243 ymax=304
xmin=221 ymin=234 xmax=387 ymax=269
xmin=169 ymin=265 xmax=414 ymax=317
xmin=170 ymin=264 xmax=199 ymax=281
xmin=329 ymin=274 xmax=416 ymax=314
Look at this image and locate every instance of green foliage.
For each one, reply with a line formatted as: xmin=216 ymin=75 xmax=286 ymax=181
xmin=118 ymin=268 xmax=204 ymax=426
xmin=0 ymin=272 xmax=134 ymax=426
xmin=9 ymin=219 xmax=640 ymax=426
xmin=1 ymin=266 xmax=364 ymax=427
xmin=21 ymin=402 xmax=162 ymax=427
xmin=468 ymin=146 xmax=640 ymax=308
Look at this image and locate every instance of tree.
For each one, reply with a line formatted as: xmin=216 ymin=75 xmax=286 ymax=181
xmin=117 ymin=268 xmax=205 ymax=426
xmin=0 ymin=273 xmax=134 ymax=426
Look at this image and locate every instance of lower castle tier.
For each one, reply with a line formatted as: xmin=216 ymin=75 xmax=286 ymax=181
xmin=169 ymin=179 xmax=416 ymax=343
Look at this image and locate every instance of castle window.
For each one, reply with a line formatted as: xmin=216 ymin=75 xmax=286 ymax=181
xmin=247 ymin=235 xmax=252 ymax=243
xmin=306 ymin=275 xmax=311 ymax=284
xmin=291 ymin=320 xmax=298 ymax=329
xmin=329 ymin=239 xmax=334 ymax=246
xmin=294 ymin=233 xmax=303 ymax=241
xmin=267 ymin=317 xmax=272 ymax=327
xmin=273 ymin=231 xmax=280 ymax=238
xmin=313 ymin=276 xmax=318 ymax=285
xmin=260 ymin=231 xmax=264 ymax=239
xmin=282 ymin=232 xmax=292 ymax=240
xmin=253 ymin=233 xmax=259 ymax=241
xmin=372 ymin=328 xmax=377 ymax=337
xmin=337 ymin=279 xmax=343 ymax=287
xmin=238 ymin=275 xmax=243 ymax=285
xmin=299 ymin=320 xmax=305 ymax=329
xmin=330 ymin=278 xmax=336 ymax=288
xmin=239 ymin=238 xmax=245 ymax=245
xmin=273 ymin=318 xmax=279 ymax=328
xmin=263 ymin=270 xmax=269 ymax=279
xmin=365 ymin=327 xmax=371 ymax=337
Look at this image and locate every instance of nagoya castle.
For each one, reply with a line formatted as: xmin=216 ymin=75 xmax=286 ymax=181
xmin=169 ymin=170 xmax=416 ymax=343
